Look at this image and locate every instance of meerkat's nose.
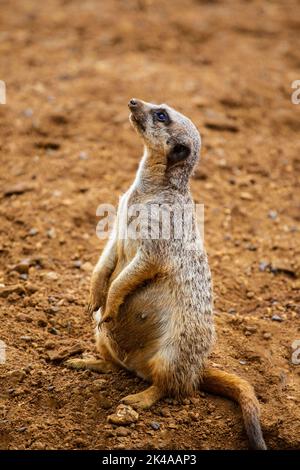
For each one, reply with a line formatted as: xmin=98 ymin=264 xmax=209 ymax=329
xmin=128 ymin=98 xmax=139 ymax=109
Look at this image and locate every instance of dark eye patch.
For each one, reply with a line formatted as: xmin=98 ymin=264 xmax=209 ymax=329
xmin=152 ymin=109 xmax=171 ymax=125
xmin=167 ymin=143 xmax=191 ymax=164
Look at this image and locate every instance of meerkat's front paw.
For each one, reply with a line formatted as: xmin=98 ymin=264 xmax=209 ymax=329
xmin=87 ymin=290 xmax=104 ymax=316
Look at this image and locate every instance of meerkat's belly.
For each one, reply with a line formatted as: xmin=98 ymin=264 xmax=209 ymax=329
xmin=100 ymin=281 xmax=170 ymax=379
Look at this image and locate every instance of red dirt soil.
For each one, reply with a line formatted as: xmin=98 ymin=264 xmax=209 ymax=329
xmin=0 ymin=0 xmax=299 ymax=450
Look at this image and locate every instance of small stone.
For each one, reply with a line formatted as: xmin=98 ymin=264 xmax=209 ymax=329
xmin=115 ymin=427 xmax=130 ymax=437
xmin=47 ymin=306 xmax=59 ymax=315
xmin=107 ymin=404 xmax=139 ymax=426
xmin=268 ymin=210 xmax=278 ymax=220
xmin=160 ymin=407 xmax=171 ymax=417
xmin=37 ymin=315 xmax=48 ymax=327
xmin=25 ymin=283 xmax=39 ymax=294
xmin=150 ymin=422 xmax=160 ymax=430
xmin=240 ymin=192 xmax=253 ymax=201
xmin=239 ymin=360 xmax=247 ymax=365
xmin=48 ymin=327 xmax=59 ymax=335
xmin=73 ymin=260 xmax=82 ymax=269
xmin=272 ymin=314 xmax=283 ymax=322
xmin=81 ymin=261 xmax=93 ymax=272
xmin=0 ymin=284 xmax=26 ymax=298
xmin=20 ymin=335 xmax=32 ymax=342
xmin=29 ymin=228 xmax=38 ymax=236
xmin=263 ymin=332 xmax=272 ymax=340
xmin=12 ymin=259 xmax=31 ymax=274
xmin=245 ymin=325 xmax=257 ymax=333
xmin=79 ymin=151 xmax=88 ymax=160
xmin=47 ymin=228 xmax=56 ymax=239
xmin=44 ymin=340 xmax=56 ymax=350
xmin=259 ymin=261 xmax=269 ymax=272
xmin=47 ymin=343 xmax=83 ymax=362
xmin=6 ymin=370 xmax=26 ymax=384
xmin=16 ymin=313 xmax=32 ymax=322
xmin=44 ymin=272 xmax=59 ymax=281
xmin=3 ymin=182 xmax=35 ymax=196
xmin=92 ymin=378 xmax=107 ymax=391
xmin=246 ymin=291 xmax=255 ymax=299
xmin=17 ymin=427 xmax=27 ymax=432
xmin=97 ymin=394 xmax=113 ymax=409
xmin=228 ymin=308 xmax=236 ymax=314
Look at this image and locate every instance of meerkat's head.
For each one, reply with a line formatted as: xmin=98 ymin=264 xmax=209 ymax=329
xmin=128 ymin=98 xmax=201 ymax=180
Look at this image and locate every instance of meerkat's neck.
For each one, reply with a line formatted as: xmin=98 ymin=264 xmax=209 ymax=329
xmin=132 ymin=146 xmax=190 ymax=194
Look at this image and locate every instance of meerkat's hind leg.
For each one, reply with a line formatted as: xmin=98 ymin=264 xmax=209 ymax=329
xmin=121 ymin=385 xmax=164 ymax=410
xmin=65 ymin=357 xmax=120 ymax=374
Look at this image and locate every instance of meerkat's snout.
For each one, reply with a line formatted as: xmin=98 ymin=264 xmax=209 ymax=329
xmin=128 ymin=98 xmax=147 ymax=133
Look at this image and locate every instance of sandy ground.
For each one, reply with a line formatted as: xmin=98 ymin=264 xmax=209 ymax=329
xmin=0 ymin=0 xmax=299 ymax=450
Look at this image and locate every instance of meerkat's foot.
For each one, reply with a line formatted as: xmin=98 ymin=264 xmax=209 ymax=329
xmin=65 ymin=357 xmax=118 ymax=373
xmin=122 ymin=385 xmax=163 ymax=410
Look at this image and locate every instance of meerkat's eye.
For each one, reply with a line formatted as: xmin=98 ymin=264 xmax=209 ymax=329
xmin=155 ymin=110 xmax=169 ymax=122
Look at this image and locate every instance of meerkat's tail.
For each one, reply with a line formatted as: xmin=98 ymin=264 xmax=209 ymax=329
xmin=201 ymin=367 xmax=267 ymax=450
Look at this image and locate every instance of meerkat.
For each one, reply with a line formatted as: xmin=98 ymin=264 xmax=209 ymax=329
xmin=66 ymin=99 xmax=267 ymax=450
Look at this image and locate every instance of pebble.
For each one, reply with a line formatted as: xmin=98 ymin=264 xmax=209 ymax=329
xmin=263 ymin=332 xmax=272 ymax=339
xmin=12 ymin=259 xmax=31 ymax=274
xmin=79 ymin=151 xmax=88 ymax=160
xmin=228 ymin=308 xmax=236 ymax=314
xmin=47 ymin=343 xmax=83 ymax=362
xmin=16 ymin=313 xmax=32 ymax=322
xmin=48 ymin=327 xmax=59 ymax=335
xmin=115 ymin=427 xmax=130 ymax=437
xmin=150 ymin=422 xmax=160 ymax=430
xmin=25 ymin=283 xmax=39 ymax=294
xmin=272 ymin=314 xmax=283 ymax=322
xmin=37 ymin=315 xmax=48 ymax=327
xmin=97 ymin=394 xmax=113 ymax=409
xmin=73 ymin=260 xmax=82 ymax=269
xmin=47 ymin=228 xmax=56 ymax=239
xmin=240 ymin=192 xmax=253 ymax=201
xmin=0 ymin=284 xmax=26 ymax=298
xmin=3 ymin=182 xmax=35 ymax=196
xmin=20 ymin=335 xmax=33 ymax=342
xmin=29 ymin=228 xmax=39 ymax=236
xmin=160 ymin=407 xmax=171 ymax=417
xmin=92 ymin=378 xmax=107 ymax=391
xmin=81 ymin=261 xmax=93 ymax=272
xmin=6 ymin=369 xmax=26 ymax=384
xmin=259 ymin=261 xmax=269 ymax=272
xmin=44 ymin=340 xmax=56 ymax=350
xmin=47 ymin=306 xmax=59 ymax=315
xmin=268 ymin=210 xmax=278 ymax=220
xmin=44 ymin=271 xmax=59 ymax=281
xmin=246 ymin=291 xmax=255 ymax=299
xmin=245 ymin=325 xmax=257 ymax=333
xmin=107 ymin=405 xmax=139 ymax=426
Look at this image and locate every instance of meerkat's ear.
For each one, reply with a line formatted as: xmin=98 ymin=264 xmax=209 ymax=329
xmin=167 ymin=143 xmax=191 ymax=164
